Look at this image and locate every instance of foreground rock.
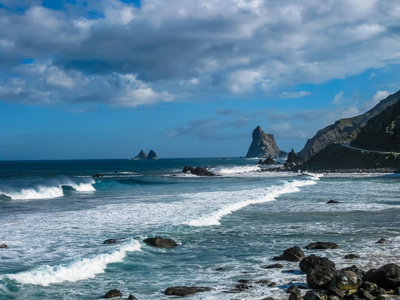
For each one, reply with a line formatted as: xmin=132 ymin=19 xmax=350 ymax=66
xmin=299 ymin=255 xmax=336 ymax=273
xmin=0 ymin=244 xmax=7 ymax=248
xmin=182 ymin=166 xmax=215 ymax=176
xmin=104 ymin=239 xmax=123 ymax=244
xmin=164 ymin=286 xmax=211 ymax=296
xmin=144 ymin=237 xmax=178 ymax=248
xmin=329 ymin=269 xmax=363 ymax=291
xmin=305 ymin=242 xmax=339 ymax=250
xmin=299 ymin=255 xmax=337 ymax=289
xmin=363 ymin=263 xmax=400 ymax=289
xmin=104 ymin=289 xmax=123 ymax=298
xmin=273 ymin=246 xmax=305 ymax=262
xmin=246 ymin=126 xmax=281 ymax=158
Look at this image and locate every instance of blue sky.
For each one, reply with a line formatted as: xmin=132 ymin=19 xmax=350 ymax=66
xmin=1 ymin=0 xmax=400 ymax=160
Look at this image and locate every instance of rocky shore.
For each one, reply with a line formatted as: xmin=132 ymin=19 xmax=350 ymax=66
xmin=99 ymin=236 xmax=400 ymax=299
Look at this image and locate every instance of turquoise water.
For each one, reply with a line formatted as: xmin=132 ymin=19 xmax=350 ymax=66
xmin=1 ymin=158 xmax=400 ymax=299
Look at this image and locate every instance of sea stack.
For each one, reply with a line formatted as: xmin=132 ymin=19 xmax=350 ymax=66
xmin=134 ymin=150 xmax=147 ymax=160
xmin=147 ymin=150 xmax=158 ymax=160
xmin=246 ymin=126 xmax=280 ymax=158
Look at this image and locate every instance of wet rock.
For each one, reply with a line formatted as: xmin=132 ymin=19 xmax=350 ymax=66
xmin=265 ymin=263 xmax=283 ymax=269
xmin=286 ymin=285 xmax=301 ymax=294
xmin=305 ymin=242 xmax=339 ymax=250
xmin=144 ymin=237 xmax=178 ymax=248
xmin=0 ymin=244 xmax=7 ymax=248
xmin=273 ymin=246 xmax=305 ymax=262
xmin=268 ymin=282 xmax=277 ymax=287
xmin=376 ymin=238 xmax=389 ymax=244
xmin=215 ymin=267 xmax=225 ymax=271
xmin=256 ymin=279 xmax=270 ymax=286
xmin=128 ymin=295 xmax=137 ymax=300
xmin=299 ymin=255 xmax=336 ymax=274
xmin=104 ymin=289 xmax=123 ymax=298
xmin=164 ymin=286 xmax=211 ymax=296
xmin=104 ymin=239 xmax=122 ymax=244
xmin=182 ymin=166 xmax=215 ymax=176
xmin=344 ymin=254 xmax=359 ymax=259
xmin=329 ymin=270 xmax=362 ymax=291
xmin=327 ymin=200 xmax=340 ymax=204
xmin=357 ymin=288 xmax=374 ymax=300
xmin=260 ymin=298 xmax=275 ymax=300
xmin=237 ymin=279 xmax=249 ymax=284
xmin=303 ymin=290 xmax=328 ymax=300
xmin=341 ymin=265 xmax=365 ymax=279
xmin=363 ymin=263 xmax=400 ymax=289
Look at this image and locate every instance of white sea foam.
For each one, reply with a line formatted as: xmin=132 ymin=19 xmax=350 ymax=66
xmin=5 ymin=240 xmax=141 ymax=286
xmin=210 ymin=165 xmax=261 ymax=176
xmin=0 ymin=178 xmax=96 ymax=200
xmin=185 ymin=178 xmax=318 ymax=226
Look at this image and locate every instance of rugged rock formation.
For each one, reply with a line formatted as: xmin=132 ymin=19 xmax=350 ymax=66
xmin=273 ymin=246 xmax=305 ymax=262
xmin=351 ymin=100 xmax=400 ymax=152
xmin=147 ymin=150 xmax=158 ymax=159
xmin=284 ymin=149 xmax=305 ymax=168
xmin=305 ymin=242 xmax=339 ymax=250
xmin=182 ymin=166 xmax=215 ymax=176
xmin=104 ymin=289 xmax=123 ymax=298
xmin=246 ymin=126 xmax=280 ymax=158
xmin=134 ymin=150 xmax=147 ymax=160
xmin=298 ymin=90 xmax=400 ymax=160
xmin=164 ymin=286 xmax=211 ymax=296
xmin=144 ymin=236 xmax=178 ymax=248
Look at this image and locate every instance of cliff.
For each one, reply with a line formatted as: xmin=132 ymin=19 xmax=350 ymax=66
xmin=298 ymin=90 xmax=400 ymax=160
xmin=246 ymin=126 xmax=280 ymax=158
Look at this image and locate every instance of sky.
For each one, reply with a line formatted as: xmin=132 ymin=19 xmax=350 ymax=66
xmin=1 ymin=0 xmax=400 ymax=160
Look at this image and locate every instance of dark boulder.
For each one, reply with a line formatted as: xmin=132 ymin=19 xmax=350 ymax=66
xmin=376 ymin=238 xmax=388 ymax=244
xmin=327 ymin=200 xmax=340 ymax=204
xmin=104 ymin=239 xmax=122 ymax=244
xmin=144 ymin=237 xmax=178 ymax=248
xmin=104 ymin=289 xmax=123 ymax=298
xmin=299 ymin=255 xmax=336 ymax=273
xmin=0 ymin=244 xmax=7 ymax=248
xmin=273 ymin=246 xmax=305 ymax=262
xmin=307 ymin=265 xmax=337 ymax=289
xmin=329 ymin=270 xmax=362 ymax=291
xmin=256 ymin=280 xmax=270 ymax=286
xmin=303 ymin=290 xmax=328 ymax=300
xmin=305 ymin=242 xmax=339 ymax=250
xmin=344 ymin=254 xmax=360 ymax=259
xmin=182 ymin=166 xmax=215 ymax=176
xmin=128 ymin=295 xmax=137 ymax=300
xmin=147 ymin=150 xmax=158 ymax=160
xmin=363 ymin=263 xmax=400 ymax=289
xmin=264 ymin=263 xmax=283 ymax=269
xmin=357 ymin=288 xmax=374 ymax=300
xmin=165 ymin=286 xmax=210 ymax=296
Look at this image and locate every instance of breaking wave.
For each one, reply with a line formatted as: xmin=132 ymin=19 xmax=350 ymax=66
xmin=4 ymin=240 xmax=141 ymax=286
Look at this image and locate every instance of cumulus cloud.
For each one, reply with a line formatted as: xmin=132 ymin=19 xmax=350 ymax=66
xmin=0 ymin=0 xmax=400 ymax=106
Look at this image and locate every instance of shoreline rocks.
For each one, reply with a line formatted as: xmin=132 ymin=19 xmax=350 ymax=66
xmin=144 ymin=236 xmax=178 ymax=248
xmin=104 ymin=289 xmax=123 ymax=298
xmin=164 ymin=286 xmax=211 ymax=296
xmin=273 ymin=246 xmax=305 ymax=262
xmin=0 ymin=244 xmax=7 ymax=248
xmin=305 ymin=242 xmax=339 ymax=250
xmin=182 ymin=166 xmax=215 ymax=176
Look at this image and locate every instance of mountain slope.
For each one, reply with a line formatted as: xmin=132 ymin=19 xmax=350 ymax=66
xmin=298 ymin=90 xmax=400 ymax=160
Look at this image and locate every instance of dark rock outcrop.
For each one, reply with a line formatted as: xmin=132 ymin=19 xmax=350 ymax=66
xmin=134 ymin=150 xmax=147 ymax=160
xmin=258 ymin=157 xmax=275 ymax=165
xmin=147 ymin=150 xmax=158 ymax=160
xmin=164 ymin=286 xmax=211 ymax=296
xmin=284 ymin=149 xmax=305 ymax=168
xmin=182 ymin=166 xmax=215 ymax=176
xmin=0 ymin=244 xmax=7 ymax=248
xmin=104 ymin=289 xmax=123 ymax=298
xmin=273 ymin=246 xmax=305 ymax=262
xmin=298 ymin=90 xmax=400 ymax=160
xmin=128 ymin=295 xmax=137 ymax=300
xmin=344 ymin=254 xmax=360 ymax=259
xmin=329 ymin=270 xmax=363 ymax=291
xmin=104 ymin=239 xmax=122 ymax=244
xmin=327 ymin=200 xmax=340 ymax=204
xmin=299 ymin=255 xmax=336 ymax=274
xmin=264 ymin=263 xmax=283 ymax=269
xmin=305 ymin=242 xmax=339 ymax=250
xmin=363 ymin=263 xmax=400 ymax=289
xmin=246 ymin=126 xmax=280 ymax=158
xmin=144 ymin=236 xmax=178 ymax=248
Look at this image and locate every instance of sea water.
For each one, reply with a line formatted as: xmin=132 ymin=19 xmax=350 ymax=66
xmin=0 ymin=158 xmax=400 ymax=299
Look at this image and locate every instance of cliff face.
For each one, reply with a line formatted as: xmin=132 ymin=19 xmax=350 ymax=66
xmin=298 ymin=90 xmax=400 ymax=160
xmin=246 ymin=126 xmax=280 ymax=158
xmin=351 ymin=100 xmax=400 ymax=152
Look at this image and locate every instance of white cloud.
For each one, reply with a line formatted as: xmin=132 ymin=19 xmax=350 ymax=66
xmin=362 ymin=90 xmax=390 ymax=110
xmin=281 ymin=91 xmax=311 ymax=98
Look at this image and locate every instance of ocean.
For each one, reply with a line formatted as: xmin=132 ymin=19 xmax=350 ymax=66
xmin=0 ymin=158 xmax=400 ymax=299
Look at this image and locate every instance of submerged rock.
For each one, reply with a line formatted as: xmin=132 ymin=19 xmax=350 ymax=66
xmin=144 ymin=236 xmax=178 ymax=248
xmin=273 ymin=246 xmax=305 ymax=262
xmin=327 ymin=200 xmax=340 ymax=204
xmin=344 ymin=254 xmax=360 ymax=259
xmin=164 ymin=286 xmax=211 ymax=296
xmin=265 ymin=263 xmax=283 ymax=269
xmin=104 ymin=239 xmax=123 ymax=244
xmin=182 ymin=166 xmax=215 ymax=176
xmin=104 ymin=289 xmax=123 ymax=298
xmin=305 ymin=242 xmax=339 ymax=250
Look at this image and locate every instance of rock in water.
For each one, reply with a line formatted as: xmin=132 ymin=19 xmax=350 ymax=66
xmin=182 ymin=166 xmax=215 ymax=176
xmin=246 ymin=126 xmax=280 ymax=158
xmin=104 ymin=289 xmax=123 ymax=298
xmin=144 ymin=236 xmax=178 ymax=248
xmin=0 ymin=244 xmax=7 ymax=248
xmin=273 ymin=246 xmax=305 ymax=262
xmin=147 ymin=150 xmax=158 ymax=160
xmin=134 ymin=150 xmax=147 ymax=160
xmin=164 ymin=286 xmax=211 ymax=296
xmin=305 ymin=242 xmax=339 ymax=250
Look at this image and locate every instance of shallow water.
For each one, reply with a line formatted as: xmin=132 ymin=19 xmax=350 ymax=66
xmin=1 ymin=158 xmax=399 ymax=299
